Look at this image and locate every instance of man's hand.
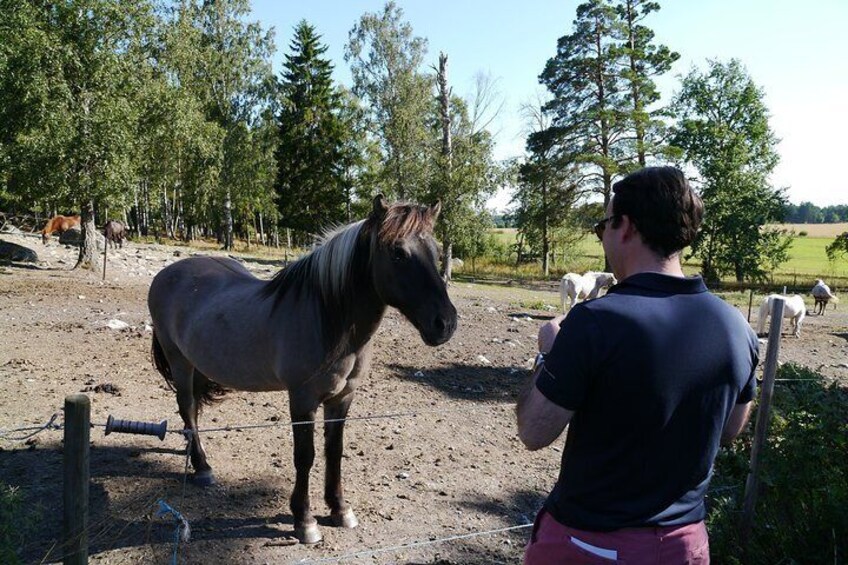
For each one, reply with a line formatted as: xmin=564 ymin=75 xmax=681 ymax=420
xmin=538 ymin=315 xmax=566 ymax=353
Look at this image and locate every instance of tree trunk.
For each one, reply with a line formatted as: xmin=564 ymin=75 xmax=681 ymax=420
xmin=224 ymin=189 xmax=234 ymax=250
xmin=437 ymin=53 xmax=453 ymax=281
xmin=443 ymin=240 xmax=453 ymax=282
xmin=75 ymin=200 xmax=99 ymax=270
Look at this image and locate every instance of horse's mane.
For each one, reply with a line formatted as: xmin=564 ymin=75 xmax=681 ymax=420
xmin=262 ymin=219 xmax=367 ymax=308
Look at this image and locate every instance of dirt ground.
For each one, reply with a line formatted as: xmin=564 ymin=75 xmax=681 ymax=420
xmin=1 ymin=232 xmax=847 ymax=564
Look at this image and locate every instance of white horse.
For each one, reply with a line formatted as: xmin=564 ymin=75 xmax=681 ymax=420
xmin=560 ymin=271 xmax=617 ymax=312
xmin=811 ymin=279 xmax=839 ymax=315
xmin=757 ymin=294 xmax=806 ymax=338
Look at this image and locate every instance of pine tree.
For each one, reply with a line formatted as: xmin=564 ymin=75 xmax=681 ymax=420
xmin=539 ymin=0 xmax=630 ymax=208
xmin=612 ymin=0 xmax=679 ymax=167
xmin=275 ymin=21 xmax=349 ymax=240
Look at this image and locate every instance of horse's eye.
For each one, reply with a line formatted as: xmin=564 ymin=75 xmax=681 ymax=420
xmin=392 ymin=246 xmax=408 ymax=261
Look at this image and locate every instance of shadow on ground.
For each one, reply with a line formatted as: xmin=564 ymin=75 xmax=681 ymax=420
xmin=0 ymin=440 xmax=297 ymax=564
xmin=390 ymin=362 xmax=527 ymax=402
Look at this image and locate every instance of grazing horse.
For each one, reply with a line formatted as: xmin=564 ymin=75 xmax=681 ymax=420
xmin=757 ymin=294 xmax=806 ymax=338
xmin=811 ymin=279 xmax=838 ymax=315
xmin=559 ymin=271 xmax=617 ymax=312
xmin=148 ymin=196 xmax=457 ymax=544
xmin=41 ymin=214 xmax=80 ymax=244
xmin=103 ymin=220 xmax=126 ymax=249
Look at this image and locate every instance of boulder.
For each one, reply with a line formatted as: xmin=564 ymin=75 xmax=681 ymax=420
xmin=59 ymin=226 xmax=83 ymax=245
xmin=0 ymin=240 xmax=38 ymax=263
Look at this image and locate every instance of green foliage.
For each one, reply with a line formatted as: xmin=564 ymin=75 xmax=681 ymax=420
xmin=345 ymin=1 xmax=432 ymax=201
xmin=708 ymin=364 xmax=848 ymax=562
xmin=826 ymin=232 xmax=848 ymax=263
xmin=672 ymin=59 xmax=793 ymax=282
xmin=0 ymin=0 xmax=155 ymax=212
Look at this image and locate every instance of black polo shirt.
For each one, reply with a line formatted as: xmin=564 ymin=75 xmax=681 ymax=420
xmin=537 ymin=273 xmax=758 ymax=531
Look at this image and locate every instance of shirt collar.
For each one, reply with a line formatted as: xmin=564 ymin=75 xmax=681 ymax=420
xmin=608 ymin=272 xmax=707 ymax=295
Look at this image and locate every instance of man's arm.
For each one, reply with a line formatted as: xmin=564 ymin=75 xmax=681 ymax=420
xmin=516 ymin=354 xmax=574 ymax=450
xmin=721 ymin=401 xmax=753 ymax=446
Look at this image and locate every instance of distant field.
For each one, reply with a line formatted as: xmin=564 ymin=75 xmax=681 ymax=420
xmin=483 ymin=226 xmax=848 ymax=284
xmin=769 ymin=223 xmax=848 ymax=237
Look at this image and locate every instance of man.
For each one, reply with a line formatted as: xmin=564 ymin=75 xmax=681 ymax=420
xmin=516 ymin=167 xmax=758 ymax=564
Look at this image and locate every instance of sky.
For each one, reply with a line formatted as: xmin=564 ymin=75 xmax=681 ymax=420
xmin=251 ymin=0 xmax=848 ymax=211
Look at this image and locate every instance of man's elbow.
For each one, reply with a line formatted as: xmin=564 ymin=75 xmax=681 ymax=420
xmin=518 ymin=429 xmax=556 ymax=451
xmin=518 ymin=428 xmax=552 ymax=451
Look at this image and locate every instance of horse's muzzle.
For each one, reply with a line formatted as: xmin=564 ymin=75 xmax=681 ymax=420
xmin=420 ymin=305 xmax=458 ymax=346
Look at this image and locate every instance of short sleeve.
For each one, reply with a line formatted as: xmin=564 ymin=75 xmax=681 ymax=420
xmin=737 ymin=336 xmax=760 ymax=403
xmin=536 ymin=305 xmax=598 ymax=411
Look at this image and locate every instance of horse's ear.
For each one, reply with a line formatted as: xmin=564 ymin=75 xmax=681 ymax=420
xmin=371 ymin=194 xmax=388 ymax=218
xmin=428 ymin=200 xmax=442 ymax=220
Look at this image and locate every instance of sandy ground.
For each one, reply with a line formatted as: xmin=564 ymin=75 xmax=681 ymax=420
xmin=1 ymin=232 xmax=846 ymax=564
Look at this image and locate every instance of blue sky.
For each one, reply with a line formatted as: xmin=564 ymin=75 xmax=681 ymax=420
xmin=252 ymin=1 xmax=848 ymax=210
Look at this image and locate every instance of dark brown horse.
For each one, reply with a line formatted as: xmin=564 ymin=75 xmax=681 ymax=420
xmin=103 ymin=220 xmax=126 ymax=248
xmin=148 ymin=196 xmax=457 ymax=543
xmin=41 ymin=214 xmax=80 ymax=244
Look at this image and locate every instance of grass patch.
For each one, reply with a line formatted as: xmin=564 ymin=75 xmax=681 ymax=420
xmin=0 ymin=482 xmax=40 ymax=564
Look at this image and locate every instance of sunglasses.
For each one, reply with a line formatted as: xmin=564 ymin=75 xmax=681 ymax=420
xmin=593 ymin=215 xmax=618 ymax=241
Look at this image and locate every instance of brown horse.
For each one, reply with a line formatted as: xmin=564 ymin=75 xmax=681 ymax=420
xmin=148 ymin=196 xmax=457 ymax=544
xmin=41 ymin=214 xmax=81 ymax=244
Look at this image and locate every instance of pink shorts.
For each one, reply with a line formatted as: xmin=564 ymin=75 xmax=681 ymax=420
xmin=523 ymin=509 xmax=710 ymax=564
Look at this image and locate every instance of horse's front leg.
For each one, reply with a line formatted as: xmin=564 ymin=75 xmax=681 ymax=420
xmin=324 ymin=392 xmax=358 ymax=529
xmin=290 ymin=403 xmax=320 ymax=544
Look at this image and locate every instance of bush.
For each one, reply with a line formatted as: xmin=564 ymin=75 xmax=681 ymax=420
xmin=798 ymin=230 xmax=808 ymax=237
xmin=707 ymin=364 xmax=848 ymax=563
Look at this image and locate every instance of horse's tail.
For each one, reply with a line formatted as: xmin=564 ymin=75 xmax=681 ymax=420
xmin=151 ymin=330 xmax=176 ymax=392
xmin=152 ymin=330 xmax=227 ymax=408
xmin=756 ymin=297 xmax=770 ymax=334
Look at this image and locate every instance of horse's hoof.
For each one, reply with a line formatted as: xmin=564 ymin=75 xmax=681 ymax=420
xmin=294 ymin=523 xmax=322 ymax=544
xmin=331 ymin=508 xmax=359 ymax=529
xmin=191 ymin=470 xmax=216 ymax=487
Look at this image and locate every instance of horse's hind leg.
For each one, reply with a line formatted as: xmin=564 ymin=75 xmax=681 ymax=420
xmin=290 ymin=398 xmax=321 ymax=544
xmin=323 ymin=392 xmax=358 ymax=529
xmin=181 ymin=368 xmax=215 ymax=485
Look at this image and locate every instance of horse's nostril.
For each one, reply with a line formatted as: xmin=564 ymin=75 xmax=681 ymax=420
xmin=434 ymin=316 xmax=446 ymax=332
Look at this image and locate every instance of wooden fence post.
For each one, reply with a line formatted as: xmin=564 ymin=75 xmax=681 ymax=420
xmin=63 ymin=394 xmax=90 ymax=565
xmin=747 ymin=288 xmax=754 ymax=323
xmin=740 ymin=297 xmax=784 ymax=548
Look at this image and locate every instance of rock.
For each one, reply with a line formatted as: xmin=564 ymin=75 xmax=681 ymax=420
xmin=476 ymin=355 xmax=492 ymax=365
xmin=59 ymin=226 xmax=83 ymax=245
xmin=105 ymin=319 xmax=130 ymax=330
xmin=0 ymin=240 xmax=38 ymax=263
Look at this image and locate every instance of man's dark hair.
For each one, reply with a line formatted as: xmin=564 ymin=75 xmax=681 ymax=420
xmin=611 ymin=166 xmax=703 ymax=257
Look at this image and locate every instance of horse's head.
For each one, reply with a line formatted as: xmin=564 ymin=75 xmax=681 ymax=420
xmin=367 ymin=195 xmax=457 ymax=346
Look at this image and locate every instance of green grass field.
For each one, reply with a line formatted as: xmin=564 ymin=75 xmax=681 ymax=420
xmin=478 ymin=227 xmax=848 ymax=288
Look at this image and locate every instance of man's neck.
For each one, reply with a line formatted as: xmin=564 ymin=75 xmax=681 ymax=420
xmin=619 ymin=251 xmax=685 ymax=280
